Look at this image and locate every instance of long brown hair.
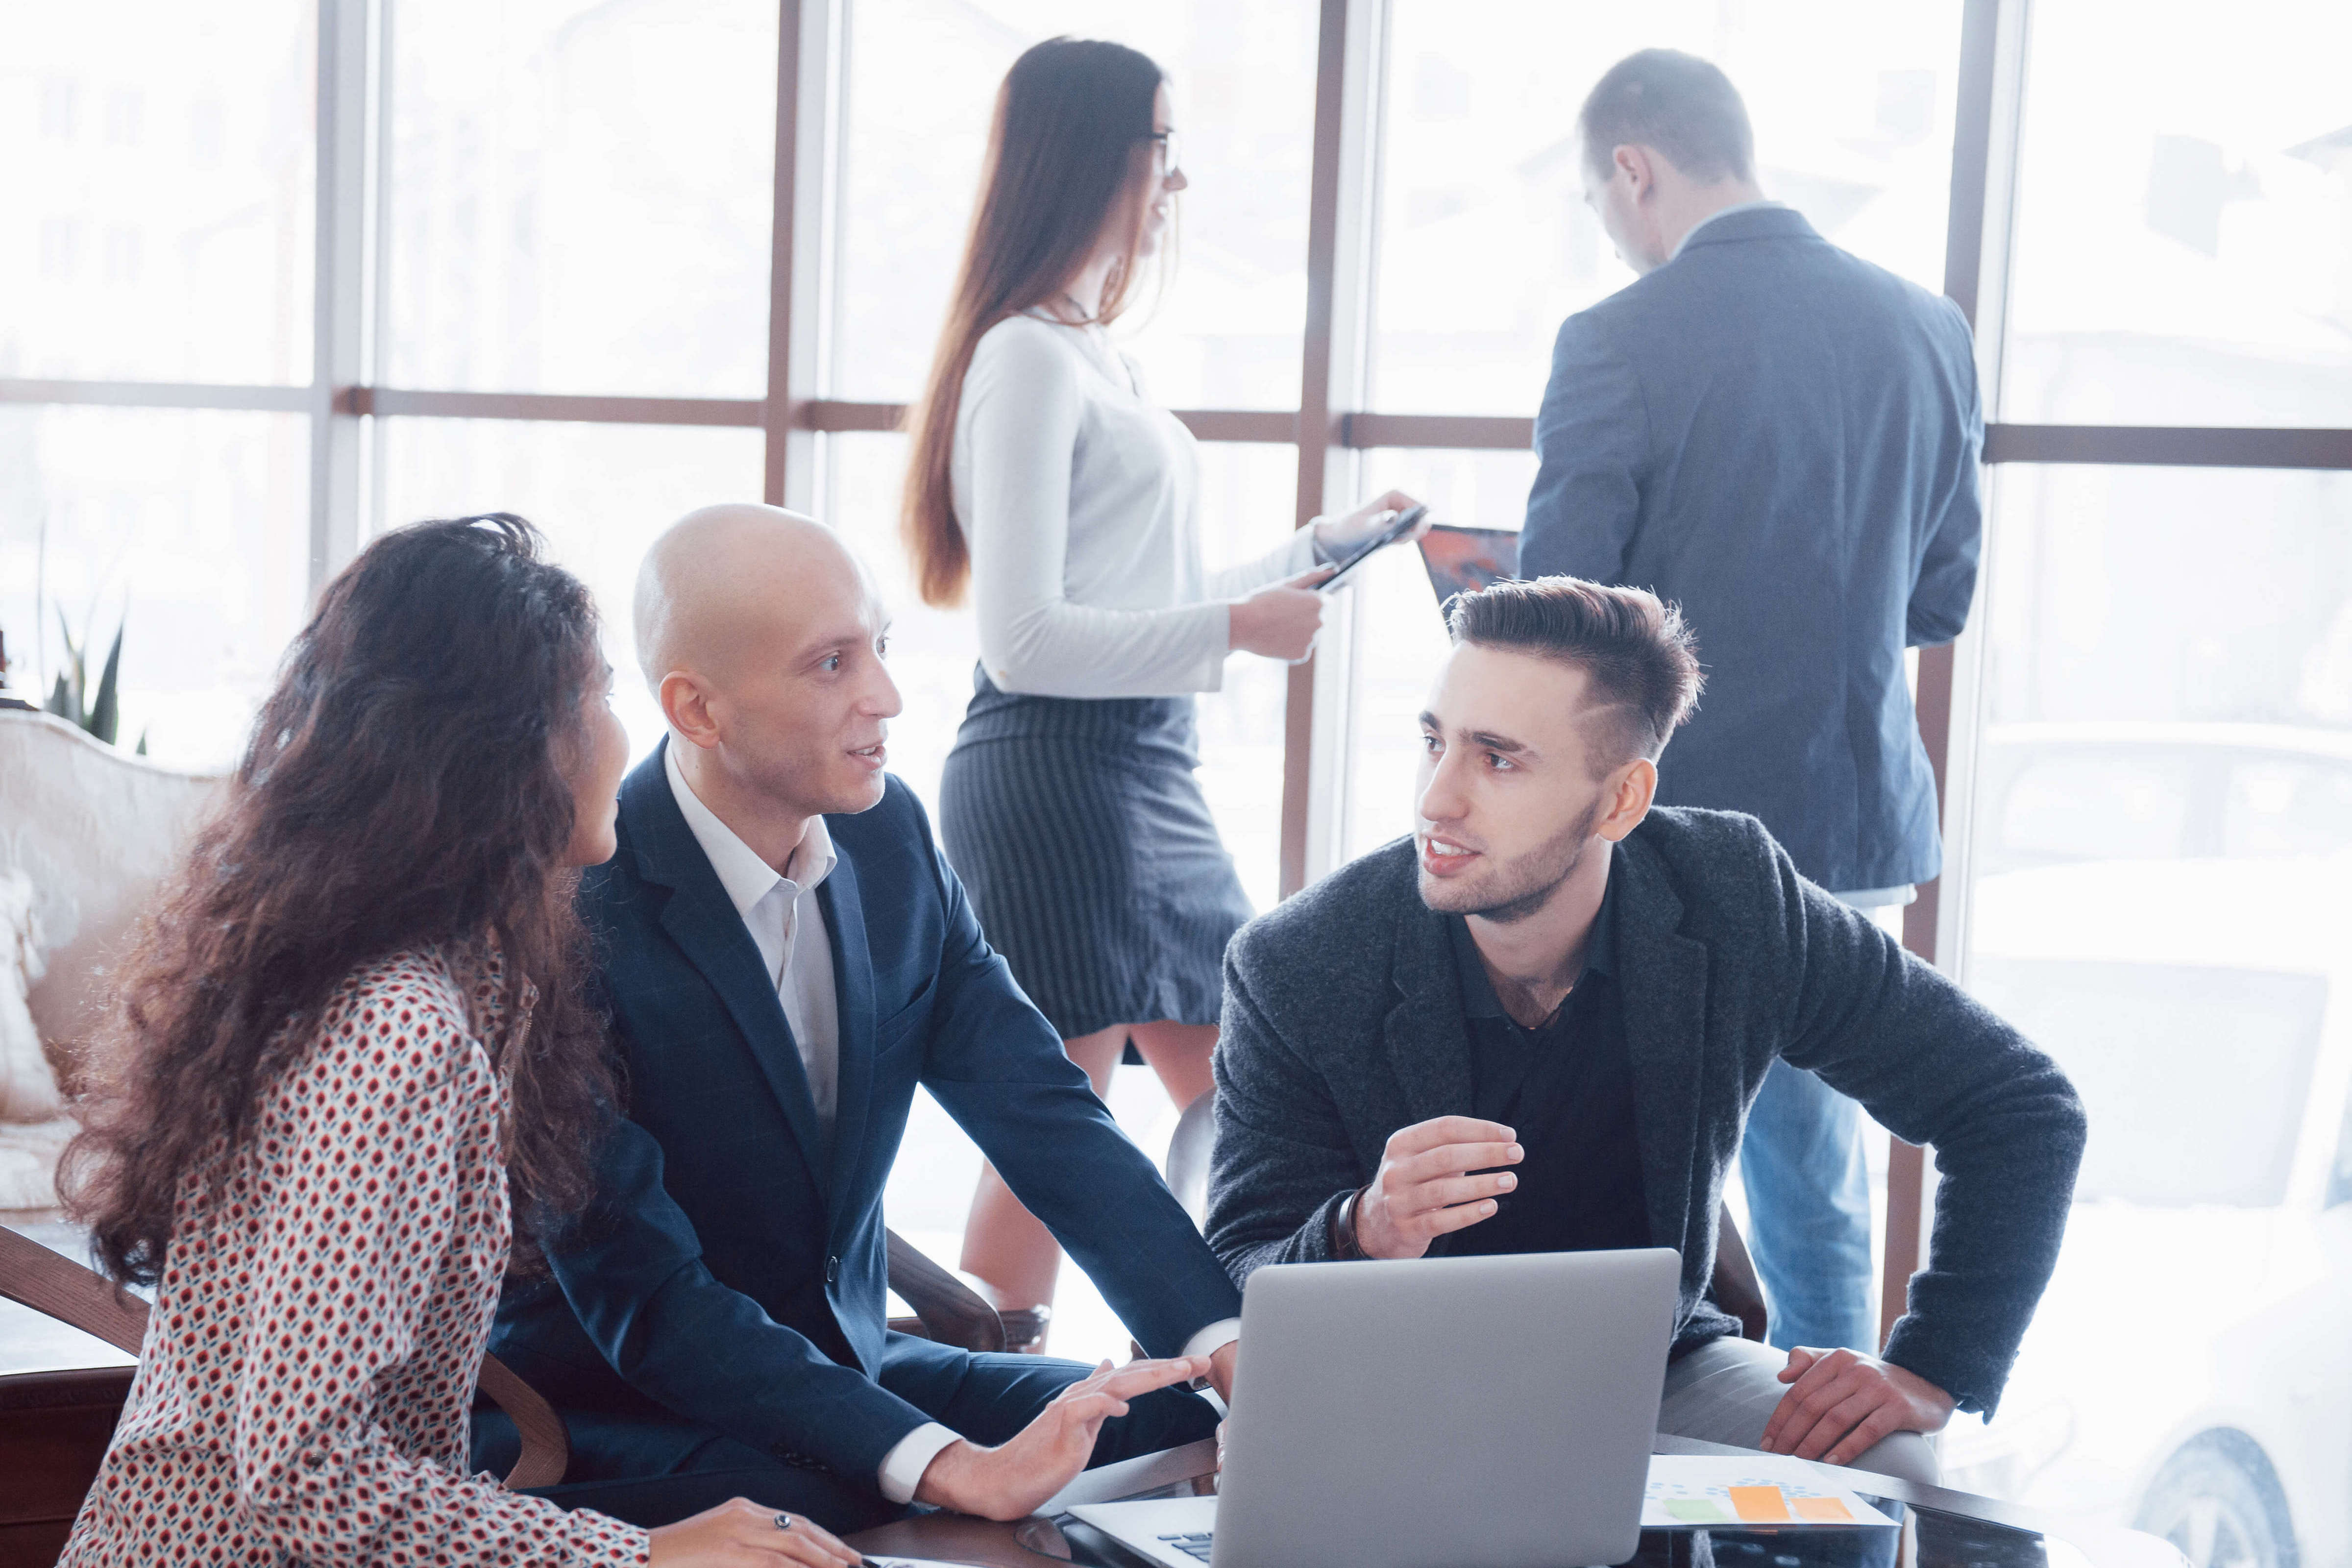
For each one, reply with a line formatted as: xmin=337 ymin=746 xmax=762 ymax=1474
xmin=902 ymin=37 xmax=1169 ymax=607
xmin=61 ymin=514 xmax=619 ymax=1285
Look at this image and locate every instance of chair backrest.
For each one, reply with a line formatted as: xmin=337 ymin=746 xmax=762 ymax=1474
xmin=1164 ymin=1091 xmax=1216 ymax=1227
xmin=0 ymin=711 xmax=224 ymax=1120
xmin=1160 ymin=1088 xmax=1768 ymax=1343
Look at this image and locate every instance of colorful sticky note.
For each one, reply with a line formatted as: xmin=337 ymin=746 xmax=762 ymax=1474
xmin=1792 ymin=1497 xmax=1856 ymax=1523
xmin=1664 ymin=1500 xmax=1734 ymax=1524
xmin=1729 ymin=1486 xmax=1795 ymax=1523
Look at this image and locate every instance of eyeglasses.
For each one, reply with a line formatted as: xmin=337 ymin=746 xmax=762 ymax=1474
xmin=1145 ymin=129 xmax=1182 ymax=179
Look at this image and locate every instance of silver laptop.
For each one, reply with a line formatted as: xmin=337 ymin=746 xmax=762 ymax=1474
xmin=1068 ymin=1248 xmax=1680 ymax=1568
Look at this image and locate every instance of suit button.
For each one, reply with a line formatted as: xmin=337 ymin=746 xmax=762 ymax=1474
xmin=825 ymin=1255 xmax=840 ymax=1285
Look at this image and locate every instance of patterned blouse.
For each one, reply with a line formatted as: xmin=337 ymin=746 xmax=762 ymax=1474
xmin=61 ymin=946 xmax=648 ymax=1566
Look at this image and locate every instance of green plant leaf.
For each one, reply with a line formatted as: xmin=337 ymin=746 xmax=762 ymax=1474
xmin=91 ymin=621 xmax=123 ymax=746
xmin=136 ymin=727 xmax=148 ymax=756
xmin=45 ymin=671 xmax=70 ymax=719
xmin=54 ymin=607 xmax=85 ymax=724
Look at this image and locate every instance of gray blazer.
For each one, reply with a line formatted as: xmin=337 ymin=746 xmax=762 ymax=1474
xmin=1518 ymin=205 xmax=1984 ymax=892
xmin=1207 ymin=809 xmax=2082 ymax=1418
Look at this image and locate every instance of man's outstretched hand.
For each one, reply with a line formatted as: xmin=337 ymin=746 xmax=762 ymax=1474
xmin=913 ymin=1355 xmax=1210 ymax=1521
xmin=1760 ymin=1348 xmax=1956 ymax=1466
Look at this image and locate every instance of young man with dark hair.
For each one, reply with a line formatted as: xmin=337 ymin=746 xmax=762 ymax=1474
xmin=1519 ymin=47 xmax=1986 ymax=1359
xmin=1206 ymin=578 xmax=2079 ymax=1485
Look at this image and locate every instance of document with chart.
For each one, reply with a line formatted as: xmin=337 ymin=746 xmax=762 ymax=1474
xmin=1642 ymin=1455 xmax=1901 ymax=1529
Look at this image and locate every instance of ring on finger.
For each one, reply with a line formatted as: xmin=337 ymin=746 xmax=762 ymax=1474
xmin=775 ymin=1513 xmax=794 ymax=1531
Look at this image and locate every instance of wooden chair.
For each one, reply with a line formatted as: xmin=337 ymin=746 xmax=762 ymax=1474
xmin=0 ymin=1221 xmax=1009 ymax=1567
xmin=1161 ymin=1090 xmax=1773 ymax=1343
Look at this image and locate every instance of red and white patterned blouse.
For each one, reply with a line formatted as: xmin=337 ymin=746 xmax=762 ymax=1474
xmin=61 ymin=946 xmax=649 ymax=1566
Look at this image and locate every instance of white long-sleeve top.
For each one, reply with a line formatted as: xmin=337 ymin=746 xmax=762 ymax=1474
xmin=951 ymin=312 xmax=1317 ymax=698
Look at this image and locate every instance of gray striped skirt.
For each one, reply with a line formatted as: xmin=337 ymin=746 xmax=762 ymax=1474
xmin=937 ymin=666 xmax=1253 ymax=1039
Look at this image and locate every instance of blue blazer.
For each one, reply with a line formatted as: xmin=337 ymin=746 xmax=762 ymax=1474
xmin=490 ymin=744 xmax=1241 ymax=1480
xmin=1518 ymin=205 xmax=1983 ymax=892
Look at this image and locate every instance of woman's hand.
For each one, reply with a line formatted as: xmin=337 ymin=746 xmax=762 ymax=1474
xmin=647 ymin=1498 xmax=862 ymax=1566
xmin=1229 ymin=566 xmax=1333 ymax=662
xmin=1312 ymin=489 xmax=1431 ymax=561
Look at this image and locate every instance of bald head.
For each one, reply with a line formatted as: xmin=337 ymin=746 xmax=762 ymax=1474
xmin=634 ymin=503 xmax=862 ymax=693
xmin=633 ymin=502 xmax=900 ymax=837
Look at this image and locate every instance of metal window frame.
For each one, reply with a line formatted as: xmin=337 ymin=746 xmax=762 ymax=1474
xmin=10 ymin=0 xmax=2352 ymax=1332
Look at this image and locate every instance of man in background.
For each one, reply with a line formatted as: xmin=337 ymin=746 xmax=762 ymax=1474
xmin=1517 ymin=49 xmax=1984 ymax=1356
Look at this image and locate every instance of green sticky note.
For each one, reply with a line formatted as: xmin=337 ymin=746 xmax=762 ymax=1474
xmin=1664 ymin=1500 xmax=1733 ymax=1524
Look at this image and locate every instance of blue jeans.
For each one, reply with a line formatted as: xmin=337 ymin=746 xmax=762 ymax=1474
xmin=1738 ymin=1056 xmax=1878 ymax=1353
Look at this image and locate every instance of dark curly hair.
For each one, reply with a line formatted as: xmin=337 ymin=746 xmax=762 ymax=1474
xmin=61 ymin=514 xmax=618 ymax=1285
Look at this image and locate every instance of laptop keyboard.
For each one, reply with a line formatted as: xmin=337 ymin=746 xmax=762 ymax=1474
xmin=1156 ymin=1531 xmax=1215 ymax=1562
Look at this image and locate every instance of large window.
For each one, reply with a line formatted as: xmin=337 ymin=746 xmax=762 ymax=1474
xmin=385 ymin=1 xmax=780 ymax=398
xmin=9 ymin=4 xmax=2352 ymax=1544
xmin=1999 ymin=0 xmax=2352 ymax=428
xmin=1371 ymin=0 xmax=1961 ymax=414
xmin=1938 ymin=466 xmax=2352 ymax=1525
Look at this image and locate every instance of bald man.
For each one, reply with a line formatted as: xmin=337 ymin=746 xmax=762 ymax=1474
xmin=485 ymin=507 xmax=1239 ymax=1533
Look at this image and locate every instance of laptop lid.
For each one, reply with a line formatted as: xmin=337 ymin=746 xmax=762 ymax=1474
xmin=1214 ymin=1248 xmax=1680 ymax=1568
xmin=1417 ymin=523 xmax=1519 ymax=613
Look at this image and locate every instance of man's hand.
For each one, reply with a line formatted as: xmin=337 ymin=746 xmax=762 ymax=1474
xmin=1206 ymin=1340 xmax=1238 ymax=1408
xmin=913 ymin=1356 xmax=1209 ymax=1520
xmin=1352 ymin=1116 xmax=1522 ymax=1260
xmin=1760 ymin=1348 xmax=1957 ymax=1466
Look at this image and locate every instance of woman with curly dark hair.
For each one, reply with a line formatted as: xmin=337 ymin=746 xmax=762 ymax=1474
xmin=55 ymin=515 xmax=859 ymax=1568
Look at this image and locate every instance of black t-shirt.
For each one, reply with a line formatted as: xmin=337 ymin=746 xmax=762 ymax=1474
xmin=1444 ymin=862 xmax=1650 ymax=1259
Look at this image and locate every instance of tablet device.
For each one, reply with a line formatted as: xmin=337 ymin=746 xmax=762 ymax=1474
xmin=1316 ymin=505 xmax=1427 ymax=594
xmin=1418 ymin=523 xmax=1519 ymax=612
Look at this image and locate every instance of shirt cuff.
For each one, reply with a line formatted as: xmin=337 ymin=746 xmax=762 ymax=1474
xmin=1181 ymin=1318 xmax=1242 ymax=1361
xmin=877 ymin=1421 xmax=963 ymax=1505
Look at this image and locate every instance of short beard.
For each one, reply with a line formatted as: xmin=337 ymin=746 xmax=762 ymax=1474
xmin=1419 ymin=798 xmax=1602 ymax=924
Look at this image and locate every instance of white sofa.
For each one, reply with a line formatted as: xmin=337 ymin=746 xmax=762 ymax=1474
xmin=0 ymin=710 xmax=224 ymax=1209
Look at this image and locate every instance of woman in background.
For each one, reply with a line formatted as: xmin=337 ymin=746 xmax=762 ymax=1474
xmin=902 ymin=38 xmax=1425 ymax=1327
xmin=58 ymin=516 xmax=858 ymax=1568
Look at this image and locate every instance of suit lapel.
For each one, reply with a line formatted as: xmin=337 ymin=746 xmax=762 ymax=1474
xmin=623 ymin=745 xmax=828 ymax=1194
xmin=1611 ymin=837 xmax=1710 ymax=1254
xmin=818 ymin=834 xmax=878 ymax=1239
xmin=1381 ymin=903 xmax=1476 ymax=1127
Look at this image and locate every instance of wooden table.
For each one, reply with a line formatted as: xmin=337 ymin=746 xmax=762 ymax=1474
xmin=846 ymin=1435 xmax=2191 ymax=1568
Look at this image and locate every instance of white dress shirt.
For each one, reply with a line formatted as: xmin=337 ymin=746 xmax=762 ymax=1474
xmin=951 ymin=312 xmax=1317 ymax=699
xmin=665 ymin=743 xmax=1240 ymax=1502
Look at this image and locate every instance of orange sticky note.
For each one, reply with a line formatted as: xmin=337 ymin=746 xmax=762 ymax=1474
xmin=1729 ymin=1486 xmax=1793 ymax=1523
xmin=1792 ymin=1497 xmax=1855 ymax=1523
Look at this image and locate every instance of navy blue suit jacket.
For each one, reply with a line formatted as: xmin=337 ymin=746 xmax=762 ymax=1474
xmin=490 ymin=745 xmax=1240 ymax=1481
xmin=1519 ymin=205 xmax=1983 ymax=892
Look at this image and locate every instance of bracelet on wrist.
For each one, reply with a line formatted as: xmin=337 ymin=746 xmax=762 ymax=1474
xmin=1331 ymin=1185 xmax=1370 ymax=1260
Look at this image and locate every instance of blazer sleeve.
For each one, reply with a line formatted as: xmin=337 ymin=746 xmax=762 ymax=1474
xmin=231 ymin=1020 xmax=644 ymax=1566
xmin=1908 ymin=298 xmax=1984 ymax=647
xmin=906 ymin=795 xmax=1242 ymax=1349
xmin=1766 ymin=845 xmax=2085 ymax=1418
xmin=544 ymin=1112 xmax=937 ymax=1482
xmin=1518 ymin=311 xmax=1649 ymax=583
xmin=1202 ymin=943 xmax=1364 ymax=1282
